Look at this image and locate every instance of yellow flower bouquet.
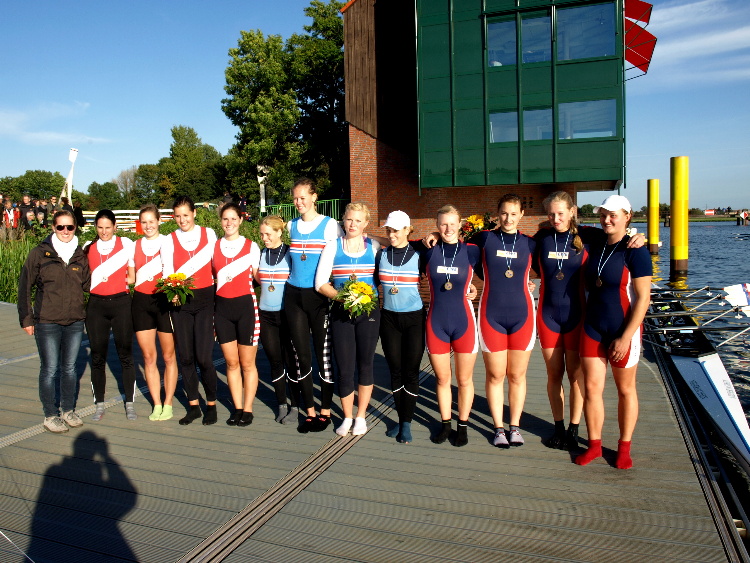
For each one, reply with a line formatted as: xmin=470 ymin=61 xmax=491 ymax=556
xmin=460 ymin=213 xmax=496 ymax=241
xmin=155 ymin=272 xmax=196 ymax=306
xmin=335 ymin=279 xmax=377 ymax=318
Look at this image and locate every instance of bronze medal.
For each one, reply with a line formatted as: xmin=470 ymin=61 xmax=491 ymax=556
xmin=444 ymin=281 xmax=453 ymax=291
xmin=556 ymin=271 xmax=564 ymax=281
xmin=349 ymin=274 xmax=357 ymax=282
xmin=102 ymin=276 xmax=108 ymax=282
xmin=226 ymin=276 xmax=233 ymax=283
xmin=505 ymin=269 xmax=514 ymax=279
xmin=147 ymin=276 xmax=154 ymax=282
xmin=268 ymin=284 xmax=276 ymax=292
xmin=596 ymin=277 xmax=603 ymax=287
xmin=390 ymin=286 xmax=399 ymax=295
xmin=300 ymin=252 xmax=307 ymax=262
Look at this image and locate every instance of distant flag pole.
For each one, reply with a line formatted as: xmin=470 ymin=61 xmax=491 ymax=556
xmin=61 ymin=148 xmax=78 ymax=203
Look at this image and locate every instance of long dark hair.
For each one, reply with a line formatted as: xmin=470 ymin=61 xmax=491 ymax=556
xmin=85 ymin=209 xmax=117 ymax=254
xmin=172 ymin=195 xmax=195 ymax=211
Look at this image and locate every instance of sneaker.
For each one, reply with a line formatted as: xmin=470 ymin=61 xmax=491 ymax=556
xmin=43 ymin=416 xmax=69 ymax=434
xmin=352 ymin=417 xmax=368 ymax=436
xmin=493 ymin=428 xmax=509 ymax=448
xmin=336 ymin=418 xmax=353 ymax=436
xmin=158 ymin=405 xmax=174 ymax=421
xmin=508 ymin=428 xmax=525 ymax=446
xmin=125 ymin=402 xmax=137 ymax=421
xmin=149 ymin=405 xmax=163 ymax=421
xmin=61 ymin=410 xmax=83 ymax=428
xmin=91 ymin=402 xmax=106 ymax=421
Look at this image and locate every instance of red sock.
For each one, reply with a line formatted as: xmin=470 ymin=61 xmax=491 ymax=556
xmin=616 ymin=440 xmax=633 ymax=469
xmin=574 ymin=439 xmax=602 ymax=466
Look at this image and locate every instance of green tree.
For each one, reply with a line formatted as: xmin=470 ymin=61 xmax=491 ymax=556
xmin=163 ymin=126 xmax=227 ymax=203
xmin=287 ymin=0 xmax=347 ymax=197
xmin=579 ymin=204 xmax=594 ymax=217
xmin=11 ymin=170 xmax=66 ymax=200
xmin=223 ymin=29 xmax=301 ymax=207
xmin=87 ymin=181 xmax=125 ymax=210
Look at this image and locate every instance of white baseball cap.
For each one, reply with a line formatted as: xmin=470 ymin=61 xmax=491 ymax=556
xmin=384 ymin=210 xmax=411 ymax=230
xmin=594 ymin=194 xmax=632 ymax=213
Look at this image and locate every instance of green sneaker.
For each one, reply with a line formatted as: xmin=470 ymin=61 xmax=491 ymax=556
xmin=158 ymin=404 xmax=173 ymax=421
xmin=149 ymin=405 xmax=163 ymax=421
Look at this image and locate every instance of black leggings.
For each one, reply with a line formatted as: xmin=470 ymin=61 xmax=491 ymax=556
xmin=259 ymin=309 xmax=299 ymax=408
xmin=380 ymin=308 xmax=425 ymax=423
xmin=172 ymin=286 xmax=217 ymax=402
xmin=331 ymin=304 xmax=381 ymax=397
xmin=283 ymin=285 xmax=333 ymax=411
xmin=86 ymin=293 xmax=136 ymax=403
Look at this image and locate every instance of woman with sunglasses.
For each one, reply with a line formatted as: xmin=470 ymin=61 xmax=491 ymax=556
xmin=84 ymin=209 xmax=137 ymax=421
xmin=18 ymin=210 xmax=91 ymax=433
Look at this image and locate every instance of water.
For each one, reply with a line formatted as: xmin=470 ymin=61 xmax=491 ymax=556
xmin=586 ymin=221 xmax=750 ymax=414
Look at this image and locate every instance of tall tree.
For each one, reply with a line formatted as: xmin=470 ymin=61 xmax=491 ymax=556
xmin=222 ymin=29 xmax=301 ymax=206
xmin=287 ymin=0 xmax=347 ymax=197
xmin=87 ymin=181 xmax=125 ymax=210
xmin=8 ymin=170 xmax=66 ymax=200
xmin=114 ymin=166 xmax=139 ymax=208
xmin=163 ymin=126 xmax=227 ymax=202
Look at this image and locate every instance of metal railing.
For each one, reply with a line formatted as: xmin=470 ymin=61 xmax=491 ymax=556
xmin=264 ymin=199 xmax=344 ymax=222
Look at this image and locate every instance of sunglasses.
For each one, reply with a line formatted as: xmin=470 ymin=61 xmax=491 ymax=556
xmin=55 ymin=224 xmax=75 ymax=232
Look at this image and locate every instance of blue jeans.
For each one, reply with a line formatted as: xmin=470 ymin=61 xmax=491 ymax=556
xmin=35 ymin=321 xmax=85 ymax=417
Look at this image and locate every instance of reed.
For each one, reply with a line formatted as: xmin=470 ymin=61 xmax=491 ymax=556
xmin=0 ymin=238 xmax=38 ymax=304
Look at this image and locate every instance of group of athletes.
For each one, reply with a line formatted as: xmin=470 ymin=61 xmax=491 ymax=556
xmin=21 ymin=176 xmax=652 ymax=470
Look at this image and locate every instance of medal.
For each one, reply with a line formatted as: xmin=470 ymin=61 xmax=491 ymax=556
xmin=556 ymin=271 xmax=564 ymax=280
xmin=301 ymin=252 xmax=307 ymax=261
xmin=226 ymin=276 xmax=233 ymax=283
xmin=268 ymin=284 xmax=276 ymax=292
xmin=349 ymin=273 xmax=358 ymax=282
xmin=390 ymin=286 xmax=399 ymax=295
xmin=499 ymin=230 xmax=518 ymax=280
xmin=596 ymin=278 xmax=603 ymax=287
xmin=505 ymin=269 xmax=514 ymax=279
xmin=147 ymin=276 xmax=154 ymax=282
xmin=102 ymin=276 xmax=108 ymax=282
xmin=595 ymin=239 xmax=623 ymax=290
xmin=444 ymin=281 xmax=453 ymax=291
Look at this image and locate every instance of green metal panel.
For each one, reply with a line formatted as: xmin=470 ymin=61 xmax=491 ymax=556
xmin=417 ymin=0 xmax=625 ymax=189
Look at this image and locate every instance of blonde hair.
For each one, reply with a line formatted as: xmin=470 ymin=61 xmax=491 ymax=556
xmin=139 ymin=203 xmax=160 ymax=221
xmin=436 ymin=204 xmax=461 ymax=221
xmin=344 ymin=202 xmax=371 ymax=222
xmin=543 ymin=191 xmax=582 ymax=253
xmin=260 ymin=215 xmax=286 ymax=232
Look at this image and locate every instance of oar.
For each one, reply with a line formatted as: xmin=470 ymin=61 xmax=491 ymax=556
xmin=646 ymin=309 xmax=732 ymax=318
xmin=644 ymin=324 xmax=750 ymax=334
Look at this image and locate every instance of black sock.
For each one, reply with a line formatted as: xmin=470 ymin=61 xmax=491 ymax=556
xmin=298 ymin=415 xmax=317 ymax=434
xmin=237 ymin=411 xmax=254 ymax=427
xmin=179 ymin=405 xmax=202 ymax=426
xmin=226 ymin=409 xmax=243 ymax=426
xmin=543 ymin=419 xmax=566 ymax=448
xmin=454 ymin=420 xmax=468 ymax=447
xmin=202 ymin=404 xmax=217 ymax=425
xmin=312 ymin=414 xmax=331 ymax=432
xmin=564 ymin=422 xmax=580 ymax=450
xmin=431 ymin=419 xmax=452 ymax=444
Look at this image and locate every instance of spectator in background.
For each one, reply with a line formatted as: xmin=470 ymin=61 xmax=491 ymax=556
xmin=238 ymin=195 xmax=248 ymax=219
xmin=19 ymin=194 xmax=34 ymax=230
xmin=221 ymin=190 xmax=234 ymax=207
xmin=60 ymin=197 xmax=73 ymax=213
xmin=73 ymin=201 xmax=86 ymax=234
xmin=1 ymin=199 xmax=21 ymax=241
xmin=37 ymin=199 xmax=49 ymax=226
xmin=47 ymin=196 xmax=60 ymax=215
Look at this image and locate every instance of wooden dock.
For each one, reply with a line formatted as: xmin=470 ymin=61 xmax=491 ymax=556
xmin=0 ymin=300 xmax=731 ymax=562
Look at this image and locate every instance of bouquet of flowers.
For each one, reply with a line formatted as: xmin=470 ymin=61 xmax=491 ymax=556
xmin=460 ymin=213 xmax=497 ymax=241
xmin=155 ymin=273 xmax=196 ymax=306
xmin=335 ymin=280 xmax=377 ymax=319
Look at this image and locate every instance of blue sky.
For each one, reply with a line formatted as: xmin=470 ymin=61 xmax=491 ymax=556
xmin=1 ymin=0 xmax=748 ymax=211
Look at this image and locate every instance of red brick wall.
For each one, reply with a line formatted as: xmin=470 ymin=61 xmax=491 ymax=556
xmin=349 ymin=125 xmax=577 ymax=238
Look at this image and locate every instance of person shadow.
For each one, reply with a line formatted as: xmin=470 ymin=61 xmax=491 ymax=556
xmin=27 ymin=431 xmax=138 ymax=562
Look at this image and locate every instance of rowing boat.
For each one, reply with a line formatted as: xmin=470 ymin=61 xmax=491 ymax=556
xmin=647 ymin=284 xmax=750 ymax=474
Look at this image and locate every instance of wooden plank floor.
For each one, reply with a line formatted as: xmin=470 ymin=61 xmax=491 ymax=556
xmin=0 ymin=301 xmax=728 ymax=562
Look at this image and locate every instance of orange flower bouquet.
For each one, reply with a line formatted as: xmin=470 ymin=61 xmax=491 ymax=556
xmin=155 ymin=273 xmax=196 ymax=306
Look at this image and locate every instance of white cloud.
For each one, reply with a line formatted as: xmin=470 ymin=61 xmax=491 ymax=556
xmin=0 ymin=102 xmax=110 ymax=146
xmin=651 ymin=0 xmax=732 ymax=33
xmin=655 ymin=26 xmax=750 ymax=65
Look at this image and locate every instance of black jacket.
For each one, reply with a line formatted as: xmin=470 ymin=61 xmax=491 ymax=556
xmin=18 ymin=235 xmax=91 ymax=327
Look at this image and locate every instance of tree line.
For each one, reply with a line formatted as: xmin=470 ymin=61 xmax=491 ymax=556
xmin=1 ymin=0 xmax=346 ymax=211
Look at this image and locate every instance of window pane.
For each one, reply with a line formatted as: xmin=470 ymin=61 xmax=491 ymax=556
xmin=523 ymin=108 xmax=552 ymax=140
xmin=558 ymin=99 xmax=617 ymax=139
xmin=487 ymin=20 xmax=516 ymax=67
xmin=521 ymin=14 xmax=551 ymax=64
xmin=489 ymin=111 xmax=518 ymax=143
xmin=557 ymin=3 xmax=616 ymax=61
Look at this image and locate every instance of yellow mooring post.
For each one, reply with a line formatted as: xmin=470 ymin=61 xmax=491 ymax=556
xmin=647 ymin=179 xmax=660 ymax=255
xmin=670 ymin=156 xmax=689 ymax=278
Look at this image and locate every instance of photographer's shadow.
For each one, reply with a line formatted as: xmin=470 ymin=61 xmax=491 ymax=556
xmin=28 ymin=431 xmax=138 ymax=562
